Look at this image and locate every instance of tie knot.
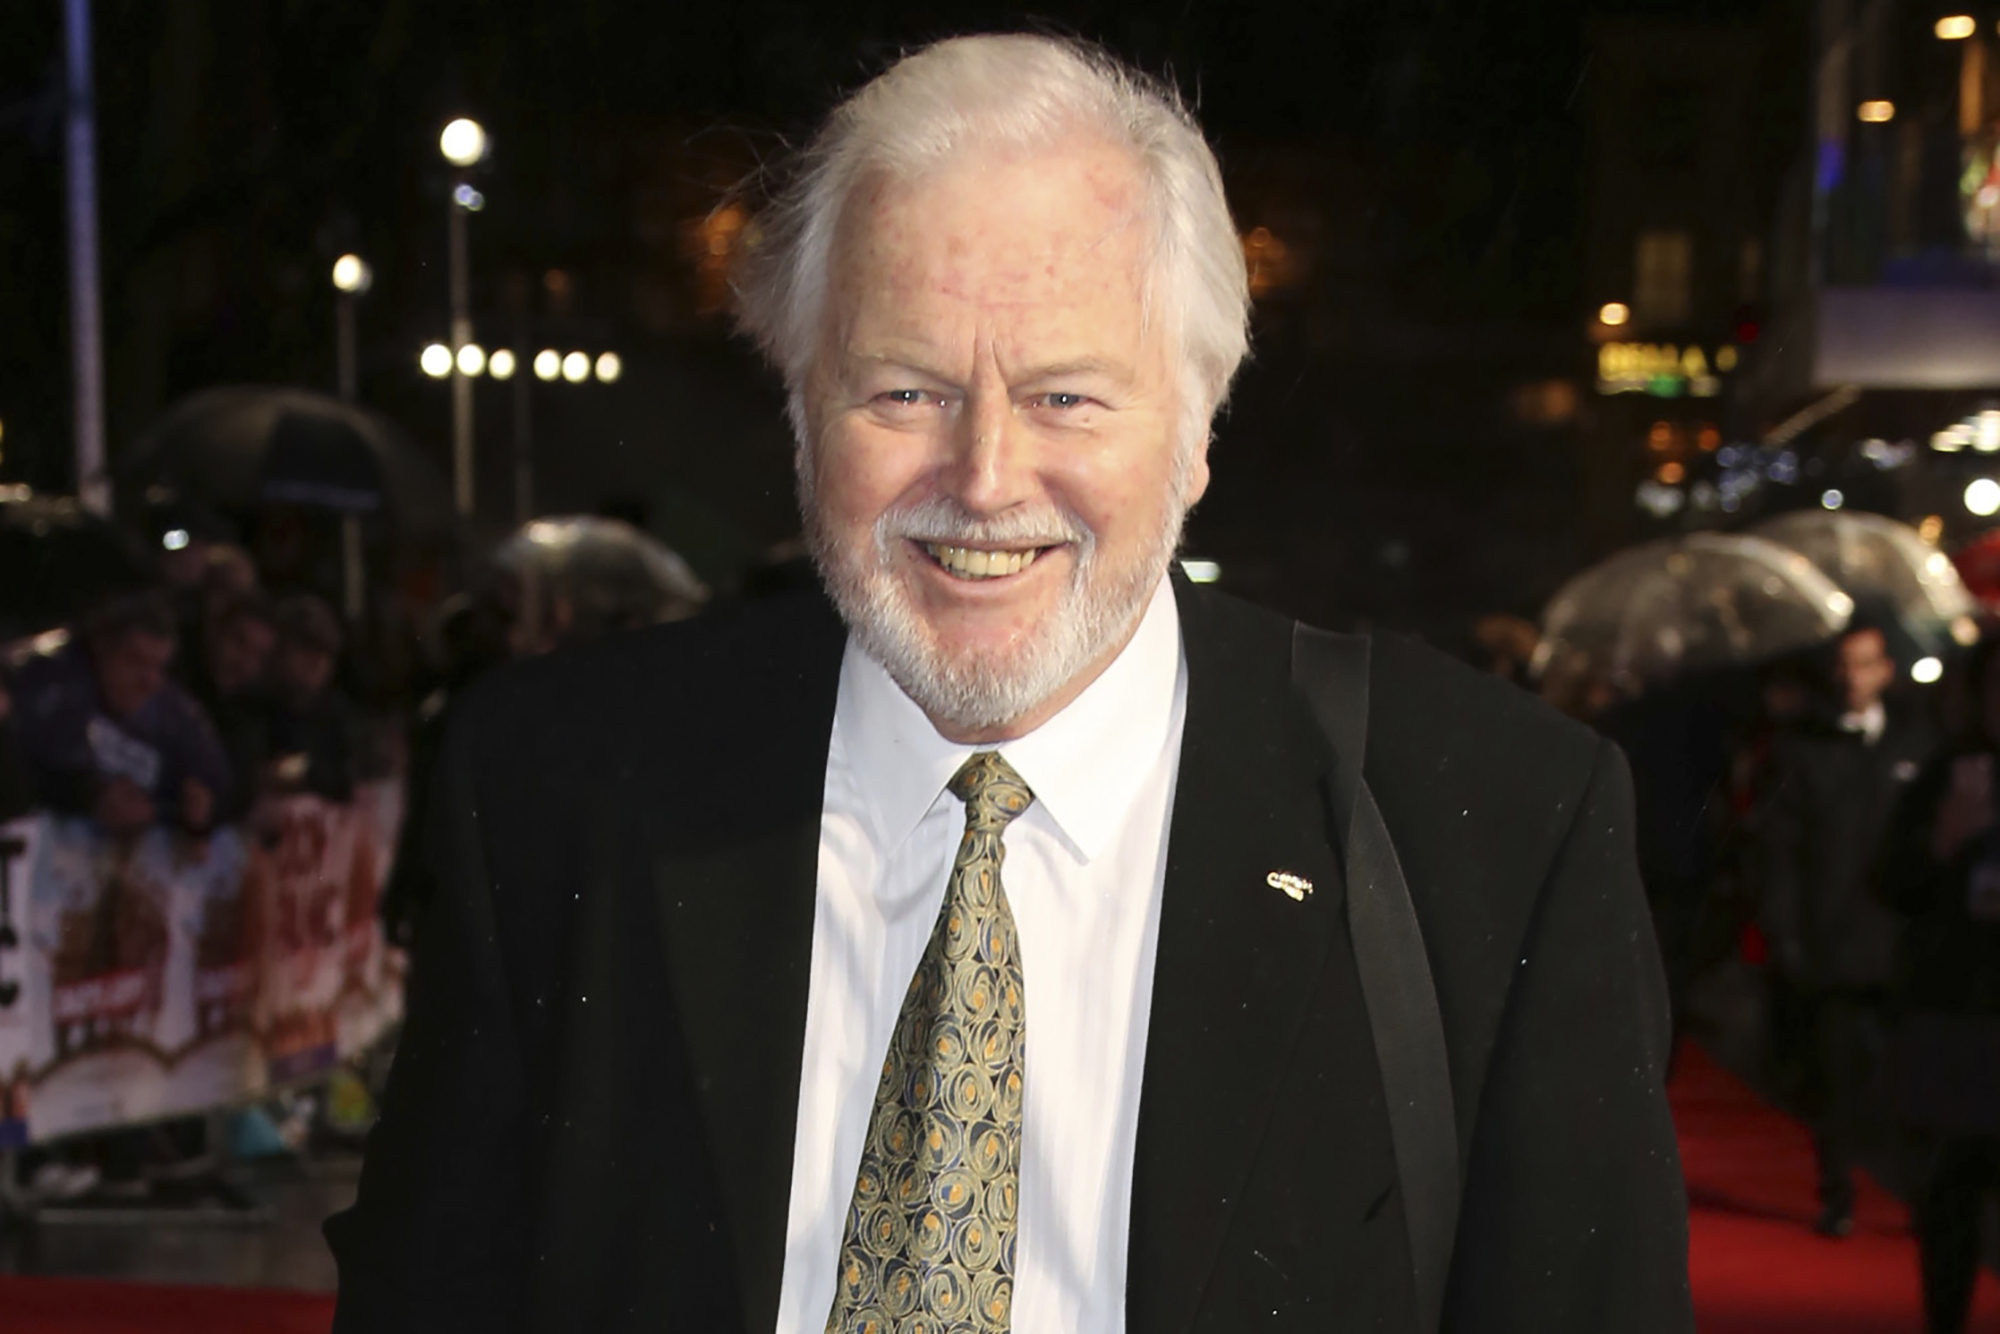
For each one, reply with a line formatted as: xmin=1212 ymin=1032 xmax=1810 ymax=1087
xmin=948 ymin=751 xmax=1034 ymax=831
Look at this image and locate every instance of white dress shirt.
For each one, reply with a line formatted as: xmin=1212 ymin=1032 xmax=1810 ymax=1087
xmin=1838 ymin=699 xmax=1886 ymax=746
xmin=773 ymin=576 xmax=1188 ymax=1334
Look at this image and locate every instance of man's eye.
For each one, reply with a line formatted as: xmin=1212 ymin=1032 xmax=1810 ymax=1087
xmin=879 ymin=389 xmax=934 ymax=407
xmin=1040 ymin=392 xmax=1088 ymax=409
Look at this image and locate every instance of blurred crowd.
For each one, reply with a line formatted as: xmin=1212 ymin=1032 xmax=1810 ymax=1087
xmin=0 ymin=499 xmax=713 ymax=882
xmin=0 ymin=521 xmax=368 ymax=838
xmin=1537 ymin=619 xmax=2000 ymax=1334
xmin=0 ymin=495 xmax=715 ymax=1210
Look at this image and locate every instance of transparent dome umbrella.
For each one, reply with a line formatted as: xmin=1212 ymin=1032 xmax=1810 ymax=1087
xmin=490 ymin=515 xmax=710 ymax=649
xmin=1749 ymin=509 xmax=1980 ymax=656
xmin=1535 ymin=533 xmax=1856 ymax=711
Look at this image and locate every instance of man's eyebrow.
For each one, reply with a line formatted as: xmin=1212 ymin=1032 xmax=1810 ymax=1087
xmin=842 ymin=350 xmax=959 ymax=381
xmin=1016 ymin=357 xmax=1131 ymax=381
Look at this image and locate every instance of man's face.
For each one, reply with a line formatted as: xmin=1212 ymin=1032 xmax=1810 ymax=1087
xmin=1834 ymin=628 xmax=1895 ymax=714
xmin=275 ymin=640 xmax=334 ymax=702
xmin=802 ymin=133 xmax=1207 ymax=739
xmin=95 ymin=630 xmax=174 ymax=718
xmin=210 ymin=615 xmax=275 ymax=697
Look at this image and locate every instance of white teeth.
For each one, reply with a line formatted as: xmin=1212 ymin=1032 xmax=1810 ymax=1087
xmin=923 ymin=543 xmax=1043 ymax=579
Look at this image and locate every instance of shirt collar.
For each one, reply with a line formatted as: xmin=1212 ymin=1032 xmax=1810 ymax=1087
xmin=1838 ymin=699 xmax=1887 ymax=744
xmin=833 ymin=575 xmax=1184 ymax=863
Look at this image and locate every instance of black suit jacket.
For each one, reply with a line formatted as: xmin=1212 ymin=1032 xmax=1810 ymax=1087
xmin=1757 ymin=704 xmax=1935 ymax=991
xmin=326 ymin=579 xmax=1691 ymax=1332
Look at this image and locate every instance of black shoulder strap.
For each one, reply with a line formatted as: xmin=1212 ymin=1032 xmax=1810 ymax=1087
xmin=1291 ymin=623 xmax=1460 ymax=1334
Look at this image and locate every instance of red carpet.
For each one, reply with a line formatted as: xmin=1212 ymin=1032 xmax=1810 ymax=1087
xmin=0 ymin=1051 xmax=1994 ymax=1331
xmin=1677 ymin=1042 xmax=2000 ymax=1331
xmin=0 ymin=1275 xmax=333 ymax=1333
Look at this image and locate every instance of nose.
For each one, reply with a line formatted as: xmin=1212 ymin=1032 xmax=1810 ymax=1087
xmin=941 ymin=384 xmax=1035 ymax=518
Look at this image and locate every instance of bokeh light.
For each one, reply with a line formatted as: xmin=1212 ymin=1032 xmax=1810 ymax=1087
xmin=440 ymin=117 xmax=488 ymax=166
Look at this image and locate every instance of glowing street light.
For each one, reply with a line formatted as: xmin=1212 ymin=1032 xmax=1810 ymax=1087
xmin=331 ymin=254 xmax=372 ymax=294
xmin=330 ymin=253 xmax=373 ymax=402
xmin=594 ymin=351 xmax=622 ymax=383
xmin=1937 ymin=15 xmax=1977 ymax=39
xmin=420 ymin=343 xmax=453 ymax=378
xmin=1912 ymin=656 xmax=1946 ymax=684
xmin=1857 ymin=100 xmax=1896 ymax=124
xmin=1598 ymin=301 xmax=1630 ymax=327
xmin=439 ymin=117 xmax=488 ymax=167
xmin=1967 ymin=477 xmax=2000 ymax=516
xmin=534 ymin=349 xmax=562 ymax=381
xmin=562 ymin=351 xmax=591 ymax=383
xmin=489 ymin=348 xmax=517 ymax=380
xmin=439 ymin=117 xmax=489 ymax=516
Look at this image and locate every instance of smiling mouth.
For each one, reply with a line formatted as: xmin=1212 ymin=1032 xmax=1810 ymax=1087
xmin=918 ymin=541 xmax=1057 ymax=580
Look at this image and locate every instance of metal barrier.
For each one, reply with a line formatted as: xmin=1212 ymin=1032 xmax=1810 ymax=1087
xmin=0 ymin=780 xmax=403 ymax=1149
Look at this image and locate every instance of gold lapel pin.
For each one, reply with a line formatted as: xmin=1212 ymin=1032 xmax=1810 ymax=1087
xmin=1266 ymin=870 xmax=1313 ymax=901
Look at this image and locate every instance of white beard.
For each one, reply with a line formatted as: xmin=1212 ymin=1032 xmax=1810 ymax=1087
xmin=804 ymin=478 xmax=1192 ymax=736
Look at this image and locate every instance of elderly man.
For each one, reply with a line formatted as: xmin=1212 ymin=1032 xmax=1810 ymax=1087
xmin=327 ymin=35 xmax=1688 ymax=1333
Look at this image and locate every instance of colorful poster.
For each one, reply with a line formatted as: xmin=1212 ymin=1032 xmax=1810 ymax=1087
xmin=0 ymin=782 xmax=403 ymax=1145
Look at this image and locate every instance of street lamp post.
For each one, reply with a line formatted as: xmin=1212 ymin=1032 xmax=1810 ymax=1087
xmin=64 ymin=0 xmax=108 ymax=516
xmin=440 ymin=117 xmax=488 ymax=519
xmin=331 ymin=253 xmax=372 ymax=404
xmin=511 ymin=326 xmax=534 ymax=523
xmin=330 ymin=253 xmax=373 ymax=622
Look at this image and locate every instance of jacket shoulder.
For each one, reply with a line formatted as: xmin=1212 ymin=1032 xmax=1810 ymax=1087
xmin=447 ymin=590 xmax=845 ymax=818
xmin=456 ymin=590 xmax=840 ymax=739
xmin=1177 ymin=581 xmax=1603 ymax=793
xmin=1366 ymin=632 xmax=1604 ymax=790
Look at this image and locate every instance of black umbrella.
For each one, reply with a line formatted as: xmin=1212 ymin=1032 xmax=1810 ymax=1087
xmin=118 ymin=385 xmax=454 ymax=538
xmin=0 ymin=491 xmax=153 ymax=643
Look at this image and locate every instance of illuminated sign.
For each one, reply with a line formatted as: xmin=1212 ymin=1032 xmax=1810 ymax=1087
xmin=1597 ymin=342 xmax=1738 ymax=398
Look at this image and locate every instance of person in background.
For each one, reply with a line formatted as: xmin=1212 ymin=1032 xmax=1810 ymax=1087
xmin=0 ymin=674 xmax=35 ymax=823
xmin=1877 ymin=636 xmax=2000 ymax=1334
xmin=1468 ymin=613 xmax=1540 ymax=689
xmin=192 ymin=591 xmax=279 ymax=821
xmin=12 ymin=594 xmax=230 ymax=837
xmin=1757 ymin=620 xmax=1934 ymax=1236
xmin=261 ymin=593 xmax=354 ymax=804
xmin=141 ymin=500 xmax=234 ymax=686
xmin=1595 ymin=667 xmax=1740 ymax=1053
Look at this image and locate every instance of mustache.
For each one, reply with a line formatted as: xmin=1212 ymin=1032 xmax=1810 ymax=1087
xmin=878 ymin=496 xmax=1090 ymax=550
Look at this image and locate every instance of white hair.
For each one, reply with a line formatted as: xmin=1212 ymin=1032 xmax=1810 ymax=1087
xmin=731 ymin=32 xmax=1252 ymax=456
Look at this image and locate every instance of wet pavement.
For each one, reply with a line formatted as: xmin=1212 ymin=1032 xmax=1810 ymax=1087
xmin=0 ymin=1150 xmax=357 ymax=1292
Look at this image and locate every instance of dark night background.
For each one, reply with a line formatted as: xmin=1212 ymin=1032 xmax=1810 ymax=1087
xmin=0 ymin=0 xmax=1788 ymax=639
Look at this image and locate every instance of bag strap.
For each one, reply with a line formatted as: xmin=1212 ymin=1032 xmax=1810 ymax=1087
xmin=1291 ymin=623 xmax=1460 ymax=1333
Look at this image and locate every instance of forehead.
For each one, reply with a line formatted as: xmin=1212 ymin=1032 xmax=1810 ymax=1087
xmin=1840 ymin=628 xmax=1887 ymax=658
xmin=826 ymin=134 xmax=1154 ymax=355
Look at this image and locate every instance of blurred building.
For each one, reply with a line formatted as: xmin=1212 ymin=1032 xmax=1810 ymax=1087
xmin=1730 ymin=1 xmax=2000 ymax=541
xmin=1579 ymin=10 xmax=1796 ymax=547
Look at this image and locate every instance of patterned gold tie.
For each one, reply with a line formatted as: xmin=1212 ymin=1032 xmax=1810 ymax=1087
xmin=826 ymin=751 xmax=1034 ymax=1334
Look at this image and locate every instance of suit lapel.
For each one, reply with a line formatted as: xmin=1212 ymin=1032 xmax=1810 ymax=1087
xmin=1126 ymin=581 xmax=1353 ymax=1329
xmin=652 ymin=596 xmax=846 ymax=1331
